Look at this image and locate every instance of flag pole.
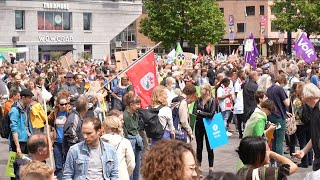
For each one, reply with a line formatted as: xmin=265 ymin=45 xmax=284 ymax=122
xmin=96 ymin=41 xmax=162 ymax=93
xmin=43 ymin=97 xmax=54 ymax=168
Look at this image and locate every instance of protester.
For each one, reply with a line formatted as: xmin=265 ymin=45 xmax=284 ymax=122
xmin=217 ymin=78 xmax=233 ymax=136
xmin=237 ymin=136 xmax=297 ymax=179
xmin=123 ymin=91 xmax=143 ymax=180
xmin=165 ymin=77 xmax=178 ymax=105
xmin=20 ymin=161 xmax=55 ymax=180
xmin=141 ymin=139 xmax=199 ymax=180
xmin=62 ymin=96 xmax=88 ymax=156
xmin=4 ymin=88 xmax=20 ymax=115
xmin=9 ymin=89 xmax=34 ymax=179
xmin=204 ymin=171 xmax=239 ymax=180
xmin=48 ymin=95 xmax=71 ymax=180
xmin=63 ymin=117 xmax=119 ymax=179
xmin=243 ymin=71 xmax=259 ymax=122
xmin=294 ymin=83 xmax=320 ymax=172
xmin=233 ymin=70 xmax=245 ymax=138
xmin=267 ymin=74 xmax=290 ymax=157
xmin=101 ymin=115 xmax=135 ymax=180
xmin=149 ymin=85 xmax=175 ymax=144
xmin=193 ymin=83 xmax=215 ymax=172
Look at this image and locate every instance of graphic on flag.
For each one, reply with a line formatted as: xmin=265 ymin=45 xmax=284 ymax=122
xmin=293 ymin=33 xmax=317 ymax=64
xmin=126 ymin=51 xmax=158 ymax=108
xmin=244 ymin=33 xmax=258 ymax=70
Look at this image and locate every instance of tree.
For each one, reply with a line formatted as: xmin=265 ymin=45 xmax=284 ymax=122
xmin=50 ymin=51 xmax=63 ymax=61
xmin=271 ymin=0 xmax=320 ymax=38
xmin=140 ymin=0 xmax=225 ymax=48
xmin=78 ymin=51 xmax=91 ymax=60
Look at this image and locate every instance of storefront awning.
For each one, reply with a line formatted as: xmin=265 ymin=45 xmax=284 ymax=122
xmin=39 ymin=45 xmax=75 ymax=52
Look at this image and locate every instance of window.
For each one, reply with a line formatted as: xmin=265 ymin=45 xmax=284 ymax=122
xmin=15 ymin=10 xmax=25 ymax=30
xmin=125 ymin=31 xmax=136 ymax=42
xmin=246 ymin=6 xmax=255 ymax=16
xmin=84 ymin=44 xmax=92 ymax=56
xmin=271 ymin=21 xmax=279 ymax=32
xmin=237 ymin=23 xmax=245 ymax=32
xmin=220 ymin=8 xmax=224 ymax=15
xmin=83 ymin=13 xmax=92 ymax=31
xmin=38 ymin=11 xmax=72 ymax=30
xmin=260 ymin=6 xmax=265 ymax=15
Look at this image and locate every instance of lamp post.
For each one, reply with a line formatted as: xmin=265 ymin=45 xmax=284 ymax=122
xmin=287 ymin=0 xmax=292 ymax=58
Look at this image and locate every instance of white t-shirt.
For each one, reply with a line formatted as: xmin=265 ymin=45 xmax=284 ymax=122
xmin=165 ymin=88 xmax=177 ymax=105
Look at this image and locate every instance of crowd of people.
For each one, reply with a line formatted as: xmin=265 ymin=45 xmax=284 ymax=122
xmin=0 ymin=53 xmax=320 ymax=180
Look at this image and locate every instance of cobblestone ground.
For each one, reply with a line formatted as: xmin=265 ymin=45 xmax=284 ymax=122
xmin=0 ymin=127 xmax=312 ymax=179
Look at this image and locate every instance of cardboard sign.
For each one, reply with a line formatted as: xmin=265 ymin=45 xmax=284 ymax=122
xmin=277 ymin=59 xmax=287 ymax=71
xmin=59 ymin=52 xmax=75 ymax=69
xmin=115 ymin=50 xmax=138 ymax=70
xmin=203 ymin=113 xmax=228 ymax=149
xmin=184 ymin=52 xmax=193 ymax=69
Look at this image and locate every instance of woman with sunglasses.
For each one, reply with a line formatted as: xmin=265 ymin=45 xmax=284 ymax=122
xmin=48 ymin=95 xmax=71 ymax=180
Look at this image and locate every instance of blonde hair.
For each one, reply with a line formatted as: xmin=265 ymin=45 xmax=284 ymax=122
xmin=104 ymin=116 xmax=122 ymax=134
xmin=150 ymin=85 xmax=167 ymax=106
xmin=200 ymin=83 xmax=213 ymax=99
xmin=303 ymin=83 xmax=320 ymax=99
xmin=20 ymin=161 xmax=54 ymax=179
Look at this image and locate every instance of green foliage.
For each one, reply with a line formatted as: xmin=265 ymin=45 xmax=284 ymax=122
xmin=140 ymin=0 xmax=226 ymax=48
xmin=79 ymin=51 xmax=91 ymax=60
xmin=50 ymin=51 xmax=63 ymax=61
xmin=270 ymin=0 xmax=320 ymax=37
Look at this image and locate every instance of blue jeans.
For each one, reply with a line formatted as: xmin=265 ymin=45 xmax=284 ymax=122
xmin=268 ymin=114 xmax=286 ymax=155
xmin=128 ymin=135 xmax=143 ymax=180
xmin=222 ymin=110 xmax=231 ymax=127
xmin=53 ymin=142 xmax=64 ymax=180
xmin=151 ymin=131 xmax=171 ymax=146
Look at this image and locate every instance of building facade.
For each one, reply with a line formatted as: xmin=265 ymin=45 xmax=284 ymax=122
xmin=0 ymin=0 xmax=142 ymax=62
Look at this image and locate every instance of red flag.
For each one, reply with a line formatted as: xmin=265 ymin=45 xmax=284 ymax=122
xmin=126 ymin=51 xmax=158 ymax=108
xmin=195 ymin=52 xmax=203 ymax=64
xmin=206 ymin=44 xmax=212 ymax=55
xmin=105 ymin=53 xmax=110 ymax=65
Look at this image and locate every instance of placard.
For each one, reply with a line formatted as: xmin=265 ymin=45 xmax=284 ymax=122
xmin=5 ymin=151 xmax=16 ymax=177
xmin=203 ymin=113 xmax=228 ymax=149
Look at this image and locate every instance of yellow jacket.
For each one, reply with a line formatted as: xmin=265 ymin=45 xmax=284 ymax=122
xmin=30 ymin=103 xmax=46 ymax=129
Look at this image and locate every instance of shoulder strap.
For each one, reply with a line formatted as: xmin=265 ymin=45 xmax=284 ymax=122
xmin=116 ymin=137 xmax=124 ymax=150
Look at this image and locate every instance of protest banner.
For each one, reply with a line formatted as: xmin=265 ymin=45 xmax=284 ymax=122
xmin=59 ymin=52 xmax=75 ymax=69
xmin=293 ymin=33 xmax=317 ymax=64
xmin=203 ymin=113 xmax=228 ymax=149
xmin=5 ymin=151 xmax=16 ymax=177
xmin=184 ymin=52 xmax=193 ymax=69
xmin=115 ymin=49 xmax=138 ymax=71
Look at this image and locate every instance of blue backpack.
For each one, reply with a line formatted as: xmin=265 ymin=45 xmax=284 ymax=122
xmin=171 ymin=96 xmax=187 ymax=142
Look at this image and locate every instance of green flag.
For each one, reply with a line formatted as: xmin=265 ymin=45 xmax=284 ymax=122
xmin=175 ymin=43 xmax=183 ymax=55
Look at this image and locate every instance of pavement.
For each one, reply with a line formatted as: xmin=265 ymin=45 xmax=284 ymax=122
xmin=0 ymin=126 xmax=312 ymax=179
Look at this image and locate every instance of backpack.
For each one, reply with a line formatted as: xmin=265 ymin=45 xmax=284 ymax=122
xmin=138 ymin=106 xmax=166 ymax=139
xmin=171 ymin=96 xmax=187 ymax=142
xmin=0 ymin=112 xmax=11 ymax=139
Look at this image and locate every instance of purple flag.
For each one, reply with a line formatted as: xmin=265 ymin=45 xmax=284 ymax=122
xmin=245 ymin=33 xmax=258 ymax=70
xmin=293 ymin=33 xmax=317 ymax=64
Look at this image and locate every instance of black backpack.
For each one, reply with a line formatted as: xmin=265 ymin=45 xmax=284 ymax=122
xmin=0 ymin=112 xmax=10 ymax=139
xmin=138 ymin=106 xmax=166 ymax=139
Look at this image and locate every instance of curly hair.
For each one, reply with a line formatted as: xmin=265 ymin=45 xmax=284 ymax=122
xmin=123 ymin=91 xmax=141 ymax=107
xmin=141 ymin=139 xmax=200 ymax=180
xmin=20 ymin=161 xmax=54 ymax=179
xmin=150 ymin=85 xmax=167 ymax=107
xmin=200 ymin=83 xmax=213 ymax=99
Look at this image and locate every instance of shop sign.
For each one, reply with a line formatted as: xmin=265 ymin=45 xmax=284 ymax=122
xmin=38 ymin=36 xmax=74 ymax=43
xmin=43 ymin=3 xmax=69 ymax=10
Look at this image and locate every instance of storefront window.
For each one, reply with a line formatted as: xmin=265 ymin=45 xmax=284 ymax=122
xmin=15 ymin=10 xmax=25 ymax=30
xmin=83 ymin=13 xmax=92 ymax=31
xmin=54 ymin=12 xmax=63 ymax=30
xmin=38 ymin=11 xmax=72 ymax=30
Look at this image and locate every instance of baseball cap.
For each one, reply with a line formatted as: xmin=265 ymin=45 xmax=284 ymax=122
xmin=64 ymin=72 xmax=74 ymax=78
xmin=20 ymin=89 xmax=34 ymax=97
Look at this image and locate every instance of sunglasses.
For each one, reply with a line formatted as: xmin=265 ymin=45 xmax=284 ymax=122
xmin=60 ymin=103 xmax=69 ymax=106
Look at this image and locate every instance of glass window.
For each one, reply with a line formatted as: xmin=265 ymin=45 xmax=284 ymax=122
xmin=15 ymin=10 xmax=25 ymax=30
xmin=246 ymin=6 xmax=255 ymax=16
xmin=237 ymin=23 xmax=245 ymax=32
xmin=220 ymin=8 xmax=224 ymax=15
xmin=126 ymin=31 xmax=136 ymax=42
xmin=38 ymin=11 xmax=44 ymax=30
xmin=83 ymin=13 xmax=92 ymax=31
xmin=63 ymin=12 xmax=71 ymax=30
xmin=45 ymin=12 xmax=54 ymax=30
xmin=260 ymin=6 xmax=265 ymax=15
xmin=271 ymin=21 xmax=279 ymax=32
xmin=54 ymin=12 xmax=63 ymax=30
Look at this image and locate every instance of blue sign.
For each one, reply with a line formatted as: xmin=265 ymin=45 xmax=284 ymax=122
xmin=203 ymin=113 xmax=229 ymax=149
